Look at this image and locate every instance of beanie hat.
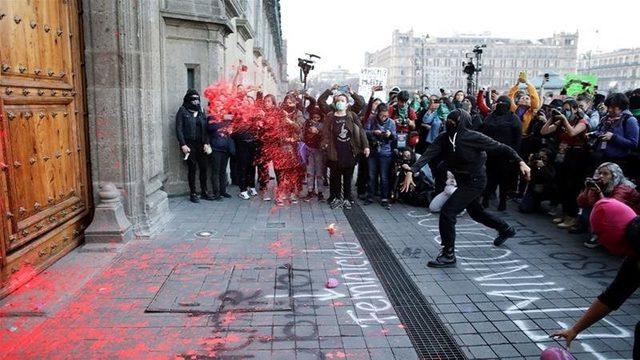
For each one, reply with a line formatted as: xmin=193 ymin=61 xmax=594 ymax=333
xmin=629 ymin=94 xmax=640 ymax=111
xmin=590 ymin=198 xmax=638 ymax=256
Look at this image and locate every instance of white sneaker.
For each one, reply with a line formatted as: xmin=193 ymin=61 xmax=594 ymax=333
xmin=239 ymin=191 xmax=250 ymax=200
xmin=249 ymin=188 xmax=258 ymax=196
xmin=263 ymin=194 xmax=272 ymax=201
xmin=290 ymin=195 xmax=298 ymax=204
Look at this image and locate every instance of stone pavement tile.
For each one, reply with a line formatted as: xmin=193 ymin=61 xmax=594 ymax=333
xmin=318 ymin=336 xmax=343 ymax=349
xmin=515 ymin=342 xmax=544 ymax=356
xmin=391 ymin=347 xmax=419 ymax=360
xmin=385 ymin=335 xmax=414 ymax=348
xmin=368 ymin=347 xmax=396 ymax=359
xmin=480 ymin=332 xmax=509 ymax=345
xmin=503 ymin=331 xmax=533 ymax=344
xmin=490 ymin=343 xmax=522 ymax=358
xmin=342 ymin=336 xmax=367 ymax=349
xmin=468 ymin=345 xmax=498 ymax=359
xmin=458 ymin=334 xmax=486 ymax=346
xmin=450 ymin=322 xmax=477 ymax=335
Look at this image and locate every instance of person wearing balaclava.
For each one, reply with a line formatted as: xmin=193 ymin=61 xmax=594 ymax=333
xmin=552 ymin=198 xmax=640 ymax=359
xmin=176 ymin=89 xmax=212 ymax=203
xmin=401 ymin=109 xmax=531 ymax=268
xmin=481 ymin=96 xmax=522 ymax=211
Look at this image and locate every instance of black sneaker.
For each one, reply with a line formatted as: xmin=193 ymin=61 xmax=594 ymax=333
xmin=189 ymin=193 xmax=200 ymax=203
xmin=427 ymin=251 xmax=456 ymax=268
xmin=493 ymin=227 xmax=516 ymax=246
xmin=363 ymin=198 xmax=373 ymax=205
xmin=220 ymin=192 xmax=232 ymax=198
xmin=584 ymin=235 xmax=599 ymax=249
xmin=343 ymin=199 xmax=352 ymax=210
xmin=381 ymin=200 xmax=390 ymax=210
xmin=201 ymin=193 xmax=216 ymax=201
xmin=317 ymin=193 xmax=325 ymax=202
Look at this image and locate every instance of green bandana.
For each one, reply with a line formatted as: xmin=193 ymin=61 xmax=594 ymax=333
xmin=436 ymin=103 xmax=450 ymax=120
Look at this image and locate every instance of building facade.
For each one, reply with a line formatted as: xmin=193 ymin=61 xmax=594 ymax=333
xmin=579 ymin=49 xmax=640 ymax=91
xmin=0 ymin=0 xmax=287 ymax=296
xmin=365 ymin=30 xmax=578 ymax=93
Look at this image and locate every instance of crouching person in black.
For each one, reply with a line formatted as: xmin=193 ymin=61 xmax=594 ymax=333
xmin=176 ymin=89 xmax=212 ymax=203
xmin=401 ymin=109 xmax=531 ymax=268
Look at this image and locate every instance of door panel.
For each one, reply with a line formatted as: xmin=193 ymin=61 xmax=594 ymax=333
xmin=0 ymin=0 xmax=90 ymax=296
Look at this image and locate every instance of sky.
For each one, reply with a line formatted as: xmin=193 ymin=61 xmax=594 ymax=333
xmin=280 ymin=0 xmax=640 ymax=80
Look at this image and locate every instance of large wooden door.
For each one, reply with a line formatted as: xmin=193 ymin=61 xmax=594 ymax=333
xmin=0 ymin=0 xmax=90 ymax=297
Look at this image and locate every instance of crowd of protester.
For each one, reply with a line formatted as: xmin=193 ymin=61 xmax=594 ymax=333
xmin=175 ymin=67 xmax=640 ymax=250
xmin=175 ymin=66 xmax=640 ymax=356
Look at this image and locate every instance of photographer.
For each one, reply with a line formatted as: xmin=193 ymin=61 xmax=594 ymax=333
xmin=540 ymin=99 xmax=590 ymax=229
xmin=518 ymin=149 xmax=556 ymax=214
xmin=389 ymin=90 xmax=417 ymax=149
xmin=508 ymin=73 xmax=541 ymax=138
xmin=590 ymin=93 xmax=639 ymax=175
xmin=576 ymin=162 xmax=640 ymax=247
xmin=364 ymin=104 xmax=397 ymax=209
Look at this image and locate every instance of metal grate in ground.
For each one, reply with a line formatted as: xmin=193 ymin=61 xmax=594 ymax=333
xmin=344 ymin=204 xmax=467 ymax=360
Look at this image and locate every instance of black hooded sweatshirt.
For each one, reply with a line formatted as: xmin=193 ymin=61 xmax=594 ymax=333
xmin=411 ymin=110 xmax=523 ymax=180
xmin=176 ymin=89 xmax=208 ymax=146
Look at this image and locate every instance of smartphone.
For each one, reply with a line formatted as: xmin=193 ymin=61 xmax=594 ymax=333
xmin=337 ymin=85 xmax=349 ymax=93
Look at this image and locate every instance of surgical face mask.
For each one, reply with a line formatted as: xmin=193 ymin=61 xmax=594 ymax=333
xmin=335 ymin=102 xmax=347 ymax=111
xmin=563 ymin=109 xmax=573 ymax=119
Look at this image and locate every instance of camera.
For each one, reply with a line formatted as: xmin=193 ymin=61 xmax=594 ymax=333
xmin=585 ymin=177 xmax=598 ymax=188
xmin=586 ymin=131 xmax=600 ymax=139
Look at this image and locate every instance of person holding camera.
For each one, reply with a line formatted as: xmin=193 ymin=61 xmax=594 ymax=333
xmin=508 ymin=73 xmax=541 ymax=137
xmin=389 ymin=90 xmax=417 ymax=149
xmin=176 ymin=89 xmax=212 ymax=203
xmin=518 ymin=149 xmax=556 ymax=214
xmin=589 ymin=93 xmax=639 ymax=175
xmin=364 ymin=103 xmax=397 ymax=209
xmin=401 ymin=109 xmax=531 ymax=268
xmin=575 ymin=162 xmax=640 ymax=247
xmin=540 ymin=99 xmax=590 ymax=229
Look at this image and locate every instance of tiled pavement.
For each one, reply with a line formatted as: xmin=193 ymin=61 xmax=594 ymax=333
xmin=0 ymin=193 xmax=637 ymax=359
xmin=0 ymin=196 xmax=412 ymax=359
xmin=360 ymin=200 xmax=640 ymax=360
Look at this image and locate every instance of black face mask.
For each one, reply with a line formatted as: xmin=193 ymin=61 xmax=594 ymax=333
xmin=445 ymin=120 xmax=458 ymax=135
xmin=186 ymin=97 xmax=200 ymax=111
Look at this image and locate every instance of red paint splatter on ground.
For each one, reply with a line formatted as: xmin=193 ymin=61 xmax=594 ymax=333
xmin=220 ymin=311 xmax=237 ymax=326
xmin=326 ymin=351 xmax=348 ymax=359
xmin=268 ymin=239 xmax=292 ymax=258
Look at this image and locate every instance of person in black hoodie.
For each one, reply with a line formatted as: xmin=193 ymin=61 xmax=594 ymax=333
xmin=176 ymin=89 xmax=212 ymax=203
xmin=481 ymin=96 xmax=522 ymax=211
xmin=401 ymin=109 xmax=531 ymax=268
xmin=207 ymin=114 xmax=235 ymax=200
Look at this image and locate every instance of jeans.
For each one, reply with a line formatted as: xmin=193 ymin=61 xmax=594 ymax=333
xmin=185 ymin=141 xmax=208 ymax=195
xmin=236 ymin=140 xmax=257 ymax=192
xmin=306 ymin=147 xmax=325 ymax=194
xmin=439 ymin=175 xmax=510 ymax=250
xmin=329 ymin=162 xmax=355 ymax=201
xmin=210 ymin=151 xmax=229 ymax=196
xmin=367 ymin=155 xmax=393 ymax=200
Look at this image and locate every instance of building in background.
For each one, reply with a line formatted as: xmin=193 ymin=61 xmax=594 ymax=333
xmin=365 ymin=29 xmax=578 ymax=93
xmin=579 ymin=49 xmax=640 ymax=91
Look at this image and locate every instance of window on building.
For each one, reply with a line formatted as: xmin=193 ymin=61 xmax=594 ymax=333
xmin=186 ymin=64 xmax=200 ymax=90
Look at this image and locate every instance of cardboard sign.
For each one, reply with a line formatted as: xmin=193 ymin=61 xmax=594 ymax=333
xmin=359 ymin=67 xmax=388 ymax=100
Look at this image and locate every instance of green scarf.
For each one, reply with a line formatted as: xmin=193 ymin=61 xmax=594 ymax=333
xmin=436 ymin=103 xmax=450 ymax=120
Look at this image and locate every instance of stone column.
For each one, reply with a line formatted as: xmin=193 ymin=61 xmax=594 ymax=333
xmin=83 ymin=0 xmax=170 ymax=238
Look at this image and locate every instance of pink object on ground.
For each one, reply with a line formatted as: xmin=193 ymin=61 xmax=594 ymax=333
xmin=540 ymin=347 xmax=576 ymax=360
xmin=325 ymin=278 xmax=339 ymax=288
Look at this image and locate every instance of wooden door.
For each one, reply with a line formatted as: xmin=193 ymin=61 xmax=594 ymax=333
xmin=0 ymin=0 xmax=90 ymax=297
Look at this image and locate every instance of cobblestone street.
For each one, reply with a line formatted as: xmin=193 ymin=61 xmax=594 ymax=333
xmin=0 ymin=196 xmax=637 ymax=359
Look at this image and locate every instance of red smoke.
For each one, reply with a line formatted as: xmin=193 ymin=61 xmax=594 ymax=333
xmin=203 ymin=82 xmax=304 ymax=201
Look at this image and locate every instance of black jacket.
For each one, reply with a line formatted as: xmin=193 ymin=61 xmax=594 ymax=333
xmin=175 ymin=106 xmax=208 ymax=146
xmin=482 ymin=112 xmax=522 ymax=151
xmin=411 ymin=110 xmax=523 ymax=180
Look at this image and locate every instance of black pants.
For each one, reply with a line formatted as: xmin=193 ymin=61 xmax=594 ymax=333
xmin=236 ymin=140 xmax=257 ymax=192
xmin=484 ymin=156 xmax=516 ymax=203
xmin=355 ymin=155 xmax=368 ymax=196
xmin=556 ymin=148 xmax=587 ymax=217
xmin=210 ymin=151 xmax=229 ymax=196
xmin=439 ymin=175 xmax=510 ymax=250
xmin=329 ymin=162 xmax=355 ymax=201
xmin=185 ymin=141 xmax=208 ymax=195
